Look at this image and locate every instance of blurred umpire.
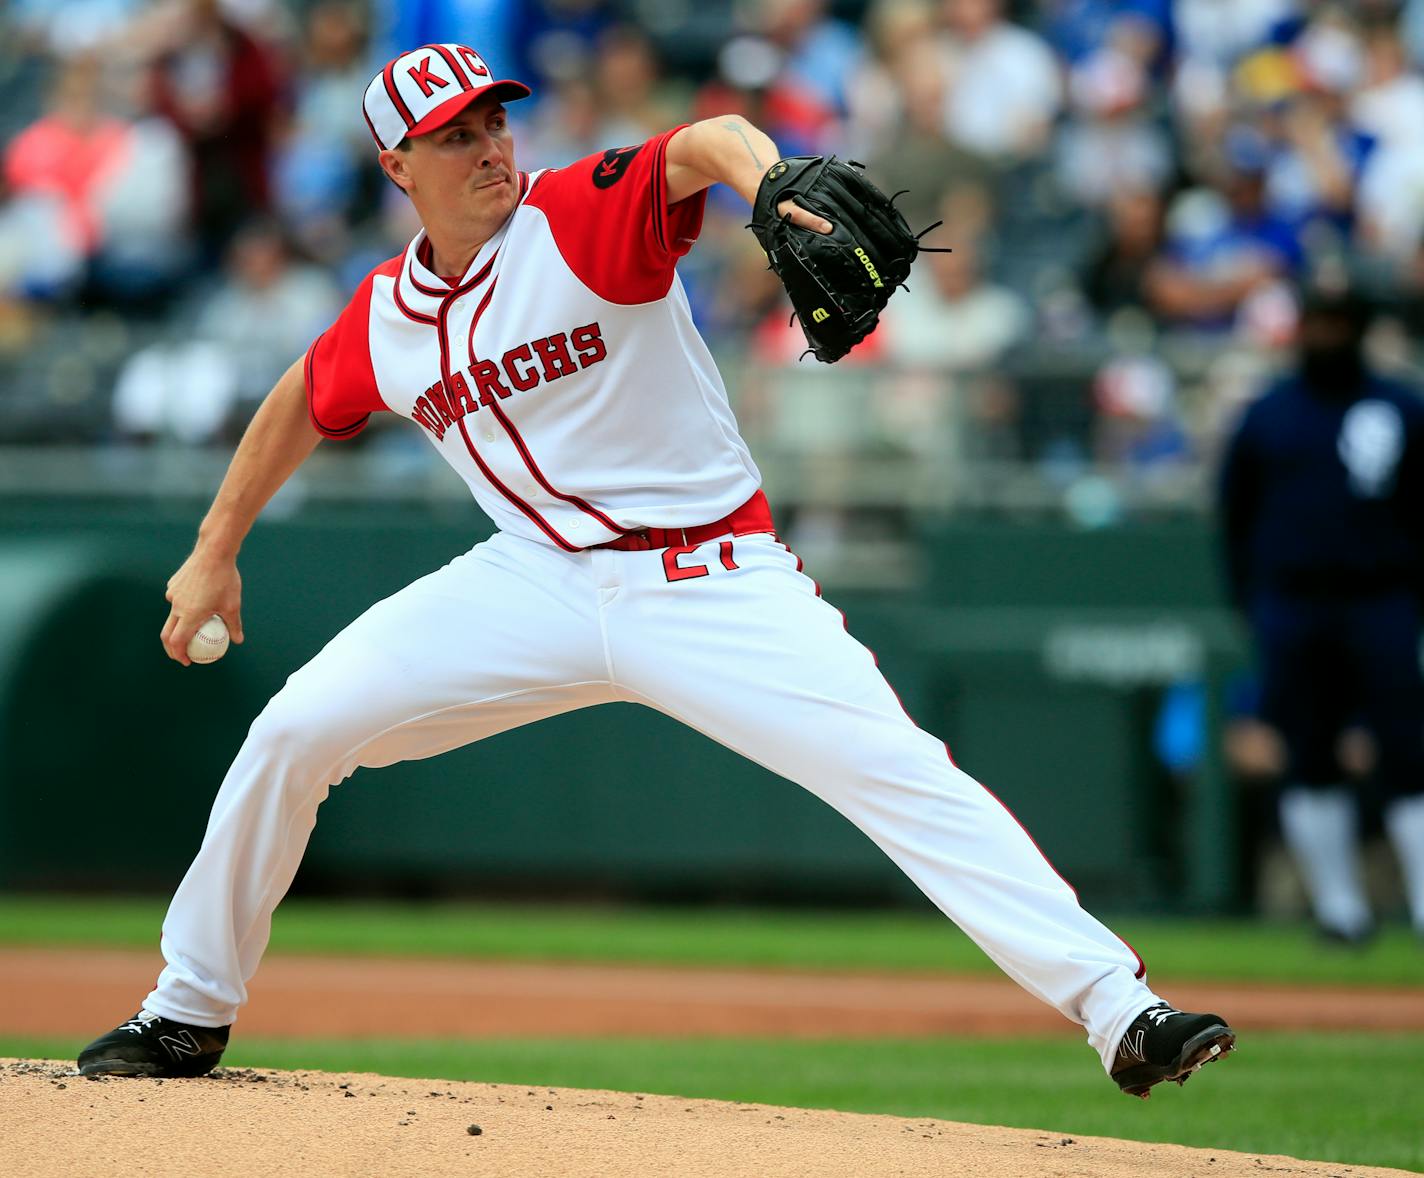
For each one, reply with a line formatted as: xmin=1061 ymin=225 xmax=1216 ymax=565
xmin=1218 ymin=283 xmax=1424 ymax=942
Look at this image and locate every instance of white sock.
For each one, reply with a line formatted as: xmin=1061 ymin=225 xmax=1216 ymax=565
xmin=1278 ymin=787 xmax=1372 ymax=935
xmin=1384 ymin=794 xmax=1424 ymax=932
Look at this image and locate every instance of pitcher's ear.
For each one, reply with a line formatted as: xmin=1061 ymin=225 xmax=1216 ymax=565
xmin=379 ymin=141 xmax=415 ymax=192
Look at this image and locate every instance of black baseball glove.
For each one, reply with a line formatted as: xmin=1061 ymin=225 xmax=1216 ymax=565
xmin=749 ymin=156 xmax=947 ymax=363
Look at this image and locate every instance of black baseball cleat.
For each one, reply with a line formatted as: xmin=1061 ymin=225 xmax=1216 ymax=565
xmin=1317 ymin=921 xmax=1377 ymax=948
xmin=78 ymin=1010 xmax=230 ymax=1078
xmin=1110 ymin=1002 xmax=1236 ymax=1099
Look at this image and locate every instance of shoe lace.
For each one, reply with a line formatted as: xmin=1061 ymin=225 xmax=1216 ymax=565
xmin=120 ymin=1011 xmax=159 ymax=1034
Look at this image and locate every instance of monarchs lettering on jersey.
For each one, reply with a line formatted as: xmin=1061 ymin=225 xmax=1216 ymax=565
xmin=413 ymin=321 xmax=608 ymax=441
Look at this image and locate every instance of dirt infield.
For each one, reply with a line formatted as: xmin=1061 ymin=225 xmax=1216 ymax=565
xmin=2 ymin=947 xmax=1421 ymax=1040
xmin=2 ymin=1060 xmax=1413 ymax=1178
xmin=8 ymin=952 xmax=1418 ymax=1177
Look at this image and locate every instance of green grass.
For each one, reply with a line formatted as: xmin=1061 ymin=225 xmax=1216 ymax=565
xmin=4 ymin=1032 xmax=1418 ymax=1172
xmin=1 ymin=895 xmax=1421 ymax=986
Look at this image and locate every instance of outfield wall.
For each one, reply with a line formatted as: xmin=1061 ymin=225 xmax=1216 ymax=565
xmin=0 ymin=500 xmax=1246 ymax=911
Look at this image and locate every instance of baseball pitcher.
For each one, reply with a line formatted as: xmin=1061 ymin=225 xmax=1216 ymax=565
xmin=79 ymin=43 xmax=1234 ymax=1098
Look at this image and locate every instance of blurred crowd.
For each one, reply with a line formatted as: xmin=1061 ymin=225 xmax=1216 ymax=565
xmin=3 ymin=0 xmax=1424 ymax=514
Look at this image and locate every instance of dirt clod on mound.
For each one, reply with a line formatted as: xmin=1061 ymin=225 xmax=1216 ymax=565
xmin=1 ymin=1059 xmax=1410 ymax=1178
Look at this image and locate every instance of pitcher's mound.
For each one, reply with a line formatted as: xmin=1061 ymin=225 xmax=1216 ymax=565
xmin=1 ymin=1059 xmax=1407 ymax=1177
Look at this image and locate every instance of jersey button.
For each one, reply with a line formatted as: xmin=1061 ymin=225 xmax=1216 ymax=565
xmin=483 ymin=431 xmax=495 ymax=442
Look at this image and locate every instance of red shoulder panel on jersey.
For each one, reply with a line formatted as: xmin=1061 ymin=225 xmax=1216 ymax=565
xmin=522 ymin=125 xmax=708 ymax=305
xmin=304 ymin=260 xmax=395 ymax=440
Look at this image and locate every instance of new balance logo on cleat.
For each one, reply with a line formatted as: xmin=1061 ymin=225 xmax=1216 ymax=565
xmin=159 ymin=1031 xmax=203 ymax=1060
xmin=78 ymin=1010 xmax=231 ymax=1079
xmin=1117 ymin=1029 xmax=1147 ymax=1064
xmin=1110 ymin=1002 xmax=1236 ymax=1099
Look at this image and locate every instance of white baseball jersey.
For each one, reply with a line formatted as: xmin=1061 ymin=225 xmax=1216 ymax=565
xmin=304 ymin=127 xmax=761 ymax=549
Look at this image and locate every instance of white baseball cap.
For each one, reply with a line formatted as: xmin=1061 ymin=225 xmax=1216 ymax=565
xmin=362 ymin=44 xmax=531 ymax=151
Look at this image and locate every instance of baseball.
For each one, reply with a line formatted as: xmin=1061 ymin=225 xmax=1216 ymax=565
xmin=186 ymin=614 xmax=230 ymax=664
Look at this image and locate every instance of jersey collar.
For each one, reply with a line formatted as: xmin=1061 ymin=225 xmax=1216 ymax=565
xmin=401 ymin=171 xmax=533 ymax=313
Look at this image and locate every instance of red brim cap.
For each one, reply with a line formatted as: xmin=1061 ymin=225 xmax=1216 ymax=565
xmin=407 ymin=79 xmax=532 ymax=139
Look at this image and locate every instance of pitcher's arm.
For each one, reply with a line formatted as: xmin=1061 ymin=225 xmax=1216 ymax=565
xmin=664 ymin=115 xmax=832 ymax=231
xmin=161 ymin=358 xmax=321 ymax=664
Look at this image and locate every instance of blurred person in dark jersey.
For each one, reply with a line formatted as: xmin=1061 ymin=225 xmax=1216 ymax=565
xmin=1219 ymin=282 xmax=1424 ymax=941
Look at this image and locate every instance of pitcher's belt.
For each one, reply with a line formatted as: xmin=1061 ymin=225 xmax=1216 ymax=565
xmin=592 ymin=490 xmax=773 ymax=552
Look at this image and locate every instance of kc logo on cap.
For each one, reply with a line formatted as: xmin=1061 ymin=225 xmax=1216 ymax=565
xmin=362 ymin=44 xmax=532 ymax=151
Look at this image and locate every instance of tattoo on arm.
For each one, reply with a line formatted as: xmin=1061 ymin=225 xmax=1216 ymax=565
xmin=721 ymin=121 xmax=763 ymax=169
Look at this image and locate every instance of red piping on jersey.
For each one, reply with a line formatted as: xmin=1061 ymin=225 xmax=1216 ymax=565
xmin=649 ymin=133 xmax=668 ymax=254
xmin=304 ymin=330 xmax=369 ymax=438
xmin=454 ymin=418 xmax=576 ymax=550
xmin=431 ymin=257 xmax=580 ymax=551
xmin=408 ymin=240 xmax=446 ymax=296
xmin=464 ymin=279 xmax=492 ymax=361
xmin=381 ymin=60 xmax=416 ymax=130
xmin=425 ymin=43 xmax=472 ymax=89
xmin=408 ymin=176 xmax=525 ymax=296
xmin=464 ymin=282 xmax=634 ymax=537
xmin=409 ymin=272 xmax=446 ymax=296
xmin=393 ymin=267 xmax=438 ymax=325
xmin=409 ymin=241 xmax=497 ymax=298
xmin=522 ymin=135 xmax=697 ymax=306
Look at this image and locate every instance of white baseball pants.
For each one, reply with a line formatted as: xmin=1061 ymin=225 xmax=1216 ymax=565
xmin=146 ymin=530 xmax=1160 ymax=1069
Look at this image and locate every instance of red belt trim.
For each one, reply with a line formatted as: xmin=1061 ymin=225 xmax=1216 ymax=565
xmin=593 ymin=490 xmax=773 ymax=551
